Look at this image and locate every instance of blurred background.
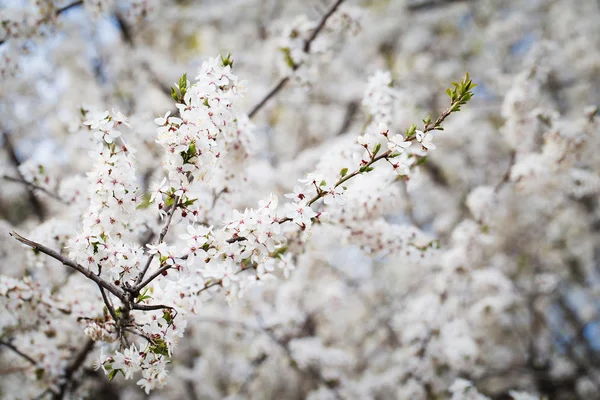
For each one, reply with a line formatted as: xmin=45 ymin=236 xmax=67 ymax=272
xmin=1 ymin=0 xmax=600 ymax=399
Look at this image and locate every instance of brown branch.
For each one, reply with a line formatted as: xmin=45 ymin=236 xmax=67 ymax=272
xmin=0 ymin=1 xmax=83 ymax=46
xmin=406 ymin=0 xmax=468 ymax=12
xmin=495 ymin=150 xmax=516 ymax=193
xmin=132 ymin=303 xmax=174 ymax=311
xmin=247 ymin=77 xmax=290 ymax=119
xmin=97 ymin=285 xmax=119 ymax=323
xmin=2 ymin=175 xmax=70 ymax=204
xmin=247 ymin=0 xmax=346 ymax=119
xmin=56 ymin=1 xmax=84 ymax=15
xmin=234 ymin=87 xmax=472 ymax=242
xmin=133 ymin=264 xmax=171 ymax=293
xmin=1 ymin=131 xmax=46 ymax=220
xmin=303 ymin=0 xmax=345 ymax=53
xmin=0 ymin=340 xmax=38 ymax=366
xmin=52 ymin=338 xmax=95 ymax=400
xmin=10 ymin=231 xmax=127 ymax=303
xmin=256 ymin=316 xmax=342 ymax=399
xmin=133 ymin=196 xmax=181 ymax=292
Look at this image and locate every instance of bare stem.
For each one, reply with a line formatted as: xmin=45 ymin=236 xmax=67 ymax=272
xmin=2 ymin=175 xmax=69 ymax=204
xmin=247 ymin=0 xmax=346 ymax=119
xmin=9 ymin=231 xmax=126 ymax=303
xmin=1 ymin=132 xmax=46 ymax=220
xmin=0 ymin=340 xmax=38 ymax=366
xmin=133 ymin=196 xmax=181 ymax=291
xmin=52 ymin=338 xmax=95 ymax=400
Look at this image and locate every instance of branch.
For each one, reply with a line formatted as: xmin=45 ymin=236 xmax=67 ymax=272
xmin=97 ymin=284 xmax=119 ymax=323
xmin=232 ymin=76 xmax=475 ymax=241
xmin=247 ymin=0 xmax=346 ymax=119
xmin=52 ymin=338 xmax=95 ymax=400
xmin=256 ymin=316 xmax=342 ymax=399
xmin=0 ymin=340 xmax=38 ymax=366
xmin=131 ymin=303 xmax=174 ymax=311
xmin=133 ymin=264 xmax=171 ymax=293
xmin=9 ymin=231 xmax=127 ymax=303
xmin=407 ymin=0 xmax=468 ymax=12
xmin=303 ymin=0 xmax=345 ymax=53
xmin=2 ymin=175 xmax=70 ymax=204
xmin=56 ymin=1 xmax=84 ymax=15
xmin=1 ymin=131 xmax=46 ymax=220
xmin=133 ymin=196 xmax=181 ymax=291
xmin=494 ymin=150 xmax=516 ymax=193
xmin=0 ymin=1 xmax=84 ymax=46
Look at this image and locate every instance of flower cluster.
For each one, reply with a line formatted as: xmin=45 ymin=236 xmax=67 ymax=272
xmin=67 ymin=109 xmax=144 ymax=286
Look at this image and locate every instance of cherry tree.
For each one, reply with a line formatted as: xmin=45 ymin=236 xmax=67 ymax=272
xmin=1 ymin=0 xmax=599 ymax=399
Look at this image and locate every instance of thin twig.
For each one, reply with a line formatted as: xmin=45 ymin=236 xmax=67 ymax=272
xmin=97 ymin=285 xmax=119 ymax=323
xmin=133 ymin=196 xmax=181 ymax=292
xmin=0 ymin=1 xmax=84 ymax=46
xmin=0 ymin=340 xmax=38 ymax=366
xmin=2 ymin=175 xmax=69 ymax=204
xmin=247 ymin=77 xmax=291 ymax=119
xmin=52 ymin=338 xmax=95 ymax=400
xmin=406 ymin=0 xmax=468 ymax=12
xmin=56 ymin=1 xmax=84 ymax=15
xmin=235 ymin=86 xmax=473 ymax=242
xmin=303 ymin=0 xmax=345 ymax=53
xmin=1 ymin=132 xmax=46 ymax=220
xmin=132 ymin=303 xmax=174 ymax=311
xmin=256 ymin=316 xmax=342 ymax=399
xmin=494 ymin=150 xmax=516 ymax=193
xmin=134 ymin=264 xmax=171 ymax=292
xmin=9 ymin=231 xmax=127 ymax=302
xmin=247 ymin=0 xmax=346 ymax=119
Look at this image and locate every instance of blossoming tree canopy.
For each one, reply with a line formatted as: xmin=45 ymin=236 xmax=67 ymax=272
xmin=1 ymin=0 xmax=600 ymax=399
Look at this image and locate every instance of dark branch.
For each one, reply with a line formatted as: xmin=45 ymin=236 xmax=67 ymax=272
xmin=1 ymin=131 xmax=46 ymax=220
xmin=2 ymin=175 xmax=70 ymax=204
xmin=0 ymin=340 xmax=38 ymax=366
xmin=10 ymin=231 xmax=127 ymax=303
xmin=52 ymin=338 xmax=95 ymax=400
xmin=406 ymin=0 xmax=468 ymax=12
xmin=133 ymin=196 xmax=181 ymax=292
xmin=247 ymin=0 xmax=346 ymax=119
xmin=56 ymin=1 xmax=84 ymax=15
xmin=132 ymin=303 xmax=174 ymax=311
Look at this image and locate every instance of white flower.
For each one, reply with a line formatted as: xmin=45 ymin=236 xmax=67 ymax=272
xmin=284 ymin=185 xmax=307 ymax=202
xmin=357 ymin=133 xmax=371 ymax=146
xmin=416 ymin=130 xmax=436 ymax=150
xmin=387 ymin=134 xmax=412 ymax=153
xmin=285 ymin=201 xmax=317 ymax=226
xmin=83 ymin=110 xmax=109 ymax=130
xmin=154 ymin=111 xmax=171 ymax=126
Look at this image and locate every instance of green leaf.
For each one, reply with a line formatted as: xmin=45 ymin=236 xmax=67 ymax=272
xmin=163 ymin=310 xmax=173 ymax=324
xmin=280 ymin=47 xmax=296 ymax=69
xmin=372 ymin=142 xmax=381 ymax=157
xmin=319 ymin=180 xmax=327 ymax=187
xmin=340 ymin=168 xmax=348 ymax=177
xmin=183 ymin=197 xmax=198 ymax=207
xmin=108 ymin=369 xmax=119 ymax=382
xmin=415 ymin=156 xmax=428 ymax=166
xmin=35 ymin=368 xmax=45 ymax=380
xmin=136 ymin=193 xmax=152 ymax=210
xmin=150 ymin=338 xmax=170 ymax=357
xmin=136 ymin=288 xmax=153 ymax=303
xmin=221 ymin=53 xmax=234 ymax=67
xmin=271 ymin=246 xmax=288 ymax=259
